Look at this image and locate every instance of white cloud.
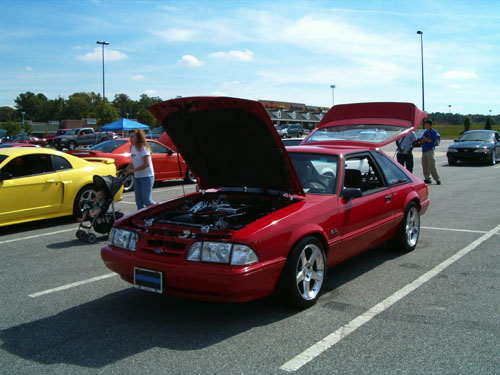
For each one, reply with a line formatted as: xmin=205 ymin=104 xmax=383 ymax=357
xmin=26 ymin=66 xmax=32 ymax=71
xmin=144 ymin=89 xmax=158 ymax=95
xmin=442 ymin=70 xmax=478 ymax=80
xmin=450 ymin=84 xmax=462 ymax=89
xmin=77 ymin=47 xmax=127 ymax=62
xmin=209 ymin=49 xmax=254 ymax=62
xmin=179 ymin=55 xmax=203 ymax=67
xmin=211 ymin=91 xmax=226 ymax=96
xmin=156 ymin=27 xmax=198 ymax=42
xmin=132 ymin=75 xmax=145 ymax=80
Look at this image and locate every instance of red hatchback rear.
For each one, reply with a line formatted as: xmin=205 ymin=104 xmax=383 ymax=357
xmin=68 ymin=138 xmax=196 ymax=191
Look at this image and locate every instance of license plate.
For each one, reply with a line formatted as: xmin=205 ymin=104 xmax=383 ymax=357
xmin=134 ymin=267 xmax=163 ymax=293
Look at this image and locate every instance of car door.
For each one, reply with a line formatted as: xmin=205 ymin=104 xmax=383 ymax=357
xmin=0 ymin=153 xmax=63 ymax=223
xmin=334 ymin=152 xmax=396 ymax=262
xmin=147 ymin=141 xmax=183 ymax=180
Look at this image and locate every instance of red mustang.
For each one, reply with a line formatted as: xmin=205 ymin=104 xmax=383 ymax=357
xmin=68 ymin=138 xmax=196 ymax=191
xmin=101 ymin=97 xmax=429 ymax=308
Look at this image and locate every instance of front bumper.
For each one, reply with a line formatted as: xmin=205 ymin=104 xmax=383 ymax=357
xmin=447 ymin=150 xmax=491 ymax=161
xmin=101 ymin=245 xmax=285 ymax=303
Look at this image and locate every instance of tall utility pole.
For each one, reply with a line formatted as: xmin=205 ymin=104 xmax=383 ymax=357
xmin=330 ymin=84 xmax=336 ymax=106
xmin=417 ymin=31 xmax=424 ymax=111
xmin=96 ymin=41 xmax=109 ymax=101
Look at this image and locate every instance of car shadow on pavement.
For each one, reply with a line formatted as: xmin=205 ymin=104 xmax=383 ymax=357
xmin=1 ymin=243 xmax=405 ymax=369
xmin=0 ymin=216 xmax=76 ymax=237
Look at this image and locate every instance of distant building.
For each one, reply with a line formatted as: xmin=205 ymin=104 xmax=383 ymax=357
xmin=259 ymin=99 xmax=329 ymax=131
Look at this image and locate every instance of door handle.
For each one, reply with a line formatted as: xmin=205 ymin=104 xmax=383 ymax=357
xmin=45 ymin=179 xmax=55 ymax=183
xmin=384 ymin=195 xmax=392 ymax=202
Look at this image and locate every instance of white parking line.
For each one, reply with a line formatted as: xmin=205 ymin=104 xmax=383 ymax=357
xmin=0 ymin=228 xmax=76 ymax=245
xmin=29 ymin=273 xmax=117 ymax=297
xmin=280 ymin=222 xmax=500 ymax=372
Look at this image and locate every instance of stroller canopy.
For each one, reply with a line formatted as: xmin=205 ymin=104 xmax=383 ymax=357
xmin=93 ymin=175 xmax=123 ymax=199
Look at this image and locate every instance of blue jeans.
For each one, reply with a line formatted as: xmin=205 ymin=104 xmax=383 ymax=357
xmin=134 ymin=176 xmax=155 ymax=209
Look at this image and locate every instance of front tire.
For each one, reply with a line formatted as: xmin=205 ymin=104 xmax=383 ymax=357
xmin=184 ymin=168 xmax=197 ymax=184
xmin=276 ymin=236 xmax=326 ymax=309
xmin=391 ymin=202 xmax=420 ymax=253
xmin=448 ymin=158 xmax=457 ymax=166
xmin=73 ymin=184 xmax=97 ymax=218
xmin=489 ymin=150 xmax=496 ymax=165
xmin=68 ymin=141 xmax=77 ymax=150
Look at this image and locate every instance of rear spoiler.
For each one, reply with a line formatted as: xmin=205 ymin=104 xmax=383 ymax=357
xmin=82 ymin=157 xmax=115 ymax=165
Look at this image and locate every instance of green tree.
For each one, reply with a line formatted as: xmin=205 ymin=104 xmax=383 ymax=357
xmin=112 ymin=93 xmax=135 ymax=118
xmin=136 ymin=107 xmax=156 ymax=126
xmin=64 ymin=94 xmax=91 ymax=120
xmin=46 ymin=97 xmax=65 ymax=121
xmin=485 ymin=116 xmax=492 ymax=130
xmin=92 ymin=101 xmax=120 ymax=125
xmin=14 ymin=91 xmax=48 ymax=121
xmin=1 ymin=120 xmax=22 ymax=136
xmin=463 ymin=117 xmax=471 ymax=133
xmin=0 ymin=106 xmax=17 ymax=122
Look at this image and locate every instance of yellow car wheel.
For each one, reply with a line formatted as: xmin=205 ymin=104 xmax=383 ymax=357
xmin=73 ymin=184 xmax=97 ymax=218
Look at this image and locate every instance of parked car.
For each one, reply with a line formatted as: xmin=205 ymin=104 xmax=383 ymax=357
xmin=413 ymin=128 xmax=441 ymax=147
xmin=0 ymin=147 xmax=122 ymax=226
xmin=446 ymin=130 xmax=500 ymax=165
xmin=278 ymin=123 xmax=304 ymax=138
xmin=46 ymin=128 xmax=71 ymax=146
xmin=9 ymin=134 xmax=48 ymax=147
xmin=0 ymin=143 xmax=40 ymax=148
xmin=52 ymin=127 xmax=117 ymax=150
xmin=282 ymin=137 xmax=305 ymax=146
xmin=101 ymin=97 xmax=429 ymax=309
xmin=147 ymin=127 xmax=164 ymax=140
xmin=67 ymin=138 xmax=196 ymax=192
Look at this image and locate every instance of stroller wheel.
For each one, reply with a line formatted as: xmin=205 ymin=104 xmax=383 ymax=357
xmin=87 ymin=233 xmax=97 ymax=244
xmin=76 ymin=230 xmax=87 ymax=241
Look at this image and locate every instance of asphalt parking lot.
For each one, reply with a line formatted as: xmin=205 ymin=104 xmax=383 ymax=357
xmin=1 ymin=140 xmax=499 ymax=375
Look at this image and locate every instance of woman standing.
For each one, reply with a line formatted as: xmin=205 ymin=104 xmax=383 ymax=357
xmin=127 ymin=129 xmax=156 ymax=209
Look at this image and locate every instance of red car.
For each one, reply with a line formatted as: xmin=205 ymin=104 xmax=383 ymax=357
xmin=9 ymin=135 xmax=48 ymax=147
xmin=0 ymin=143 xmax=40 ymax=148
xmin=101 ymin=97 xmax=429 ymax=308
xmin=68 ymin=138 xmax=196 ymax=192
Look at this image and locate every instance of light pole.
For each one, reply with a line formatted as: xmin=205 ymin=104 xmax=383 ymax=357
xmin=21 ymin=111 xmax=25 ymax=127
xmin=96 ymin=41 xmax=109 ymax=101
xmin=417 ymin=31 xmax=424 ymax=111
xmin=126 ymin=112 xmax=129 ymax=119
xmin=330 ymin=84 xmax=336 ymax=106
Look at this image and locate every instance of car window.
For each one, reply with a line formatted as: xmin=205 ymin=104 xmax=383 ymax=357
xmin=289 ymin=152 xmax=338 ymax=194
xmin=372 ymin=151 xmax=411 ymax=186
xmin=53 ymin=155 xmax=72 ymax=171
xmin=0 ymin=155 xmax=7 ymax=164
xmin=148 ymin=141 xmax=171 ymax=154
xmin=2 ymin=154 xmax=55 ymax=178
xmin=344 ymin=154 xmax=385 ymax=193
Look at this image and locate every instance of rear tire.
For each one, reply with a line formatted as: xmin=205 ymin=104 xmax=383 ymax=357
xmin=68 ymin=141 xmax=77 ymax=151
xmin=76 ymin=230 xmax=87 ymax=241
xmin=120 ymin=168 xmax=134 ymax=192
xmin=391 ymin=202 xmax=420 ymax=253
xmin=73 ymin=184 xmax=97 ymax=218
xmin=448 ymin=158 xmax=457 ymax=166
xmin=276 ymin=236 xmax=326 ymax=309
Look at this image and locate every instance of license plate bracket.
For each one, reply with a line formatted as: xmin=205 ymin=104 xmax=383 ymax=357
xmin=134 ymin=267 xmax=163 ymax=293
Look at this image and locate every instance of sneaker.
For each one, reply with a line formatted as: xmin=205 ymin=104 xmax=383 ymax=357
xmin=436 ymin=180 xmax=441 ymax=185
xmin=424 ymin=179 xmax=431 ymax=184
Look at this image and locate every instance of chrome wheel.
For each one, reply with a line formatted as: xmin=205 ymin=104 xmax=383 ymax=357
xmin=295 ymin=242 xmax=325 ymax=301
xmin=405 ymin=205 xmax=420 ymax=248
xmin=123 ymin=173 xmax=134 ymax=192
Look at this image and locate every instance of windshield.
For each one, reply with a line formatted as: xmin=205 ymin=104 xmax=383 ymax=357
xmin=305 ymin=124 xmax=404 ymax=144
xmin=89 ymin=139 xmax=128 ymax=152
xmin=289 ymin=152 xmax=339 ymax=194
xmin=458 ymin=131 xmax=493 ymax=142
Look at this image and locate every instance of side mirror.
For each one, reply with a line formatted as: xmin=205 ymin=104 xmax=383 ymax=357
xmin=342 ymin=187 xmax=362 ymax=201
xmin=166 ymin=149 xmax=174 ymax=155
xmin=454 ymin=139 xmax=458 ymax=142
xmin=0 ymin=171 xmax=13 ymax=181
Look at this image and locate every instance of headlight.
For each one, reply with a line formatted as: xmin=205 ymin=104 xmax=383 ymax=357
xmin=474 ymin=148 xmax=489 ymax=153
xmin=109 ymin=228 xmax=137 ymax=251
xmin=447 ymin=149 xmax=458 ymax=153
xmin=186 ymin=241 xmax=258 ymax=265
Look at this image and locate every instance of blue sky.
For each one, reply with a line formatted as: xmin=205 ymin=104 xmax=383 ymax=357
xmin=1 ymin=0 xmax=499 ymax=115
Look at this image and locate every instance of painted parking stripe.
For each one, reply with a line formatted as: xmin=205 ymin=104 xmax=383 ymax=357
xmin=280 ymin=223 xmax=500 ymax=372
xmin=29 ymin=273 xmax=117 ymax=297
xmin=0 ymin=228 xmax=76 ymax=245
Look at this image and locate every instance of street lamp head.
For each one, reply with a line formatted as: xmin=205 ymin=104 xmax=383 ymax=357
xmin=417 ymin=30 xmax=423 ymax=35
xmin=330 ymin=84 xmax=336 ymax=89
xmin=96 ymin=41 xmax=109 ymax=45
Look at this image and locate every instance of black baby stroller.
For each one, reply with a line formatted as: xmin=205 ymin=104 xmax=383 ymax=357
xmin=76 ymin=175 xmax=124 ymax=243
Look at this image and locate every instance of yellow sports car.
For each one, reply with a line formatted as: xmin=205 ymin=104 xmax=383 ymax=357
xmin=0 ymin=147 xmax=122 ymax=227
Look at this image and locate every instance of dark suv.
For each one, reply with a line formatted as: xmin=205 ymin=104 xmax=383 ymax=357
xmin=279 ymin=123 xmax=303 ymax=138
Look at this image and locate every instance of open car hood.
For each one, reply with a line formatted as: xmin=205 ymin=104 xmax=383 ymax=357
xmin=149 ymin=96 xmax=304 ymax=195
xmin=304 ymin=102 xmax=427 ymax=147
